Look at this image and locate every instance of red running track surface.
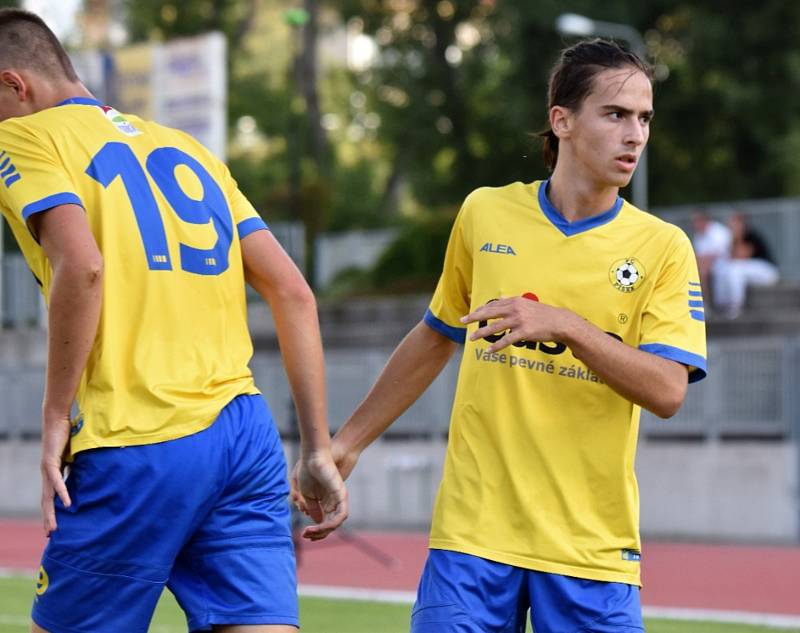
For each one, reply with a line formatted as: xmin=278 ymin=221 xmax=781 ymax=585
xmin=2 ymin=521 xmax=798 ymax=616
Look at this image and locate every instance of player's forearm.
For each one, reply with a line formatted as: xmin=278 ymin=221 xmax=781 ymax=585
xmin=43 ymin=259 xmax=103 ymax=419
xmin=334 ymin=321 xmax=457 ymax=456
xmin=558 ymin=312 xmax=688 ymax=418
xmin=269 ymin=285 xmax=332 ymax=455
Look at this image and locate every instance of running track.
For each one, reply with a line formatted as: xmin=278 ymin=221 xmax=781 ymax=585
xmin=2 ymin=520 xmax=799 ymax=625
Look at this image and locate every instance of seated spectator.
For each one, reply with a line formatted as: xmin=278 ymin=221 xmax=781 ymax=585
xmin=713 ymin=213 xmax=779 ymax=318
xmin=691 ymin=210 xmax=732 ymax=302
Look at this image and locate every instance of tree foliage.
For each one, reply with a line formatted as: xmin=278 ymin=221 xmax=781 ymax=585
xmin=110 ymin=0 xmax=800 ymax=290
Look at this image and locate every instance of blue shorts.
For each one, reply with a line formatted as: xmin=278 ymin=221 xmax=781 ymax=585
xmin=32 ymin=394 xmax=297 ymax=633
xmin=411 ymin=549 xmax=643 ymax=633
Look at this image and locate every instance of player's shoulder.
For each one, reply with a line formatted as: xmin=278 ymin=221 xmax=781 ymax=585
xmin=460 ymin=181 xmax=536 ymax=218
xmin=137 ymin=117 xmax=225 ymax=169
xmin=619 ymin=200 xmax=691 ymax=248
xmin=0 ymin=111 xmax=46 ymax=143
xmin=464 ymin=181 xmax=534 ymax=204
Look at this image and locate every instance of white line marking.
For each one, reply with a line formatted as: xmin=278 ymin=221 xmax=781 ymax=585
xmin=0 ymin=568 xmax=33 ymax=579
xmin=299 ymin=584 xmax=417 ymax=604
xmin=643 ymin=606 xmax=800 ymax=629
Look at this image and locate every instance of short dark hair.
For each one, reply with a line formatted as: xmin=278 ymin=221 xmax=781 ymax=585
xmin=0 ymin=9 xmax=79 ymax=82
xmin=539 ymin=38 xmax=653 ymax=171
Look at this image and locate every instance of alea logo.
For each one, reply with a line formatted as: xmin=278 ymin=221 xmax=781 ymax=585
xmin=480 ymin=242 xmax=516 ymax=255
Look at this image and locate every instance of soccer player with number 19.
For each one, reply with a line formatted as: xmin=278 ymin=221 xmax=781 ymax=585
xmin=322 ymin=40 xmax=707 ymax=632
xmin=0 ymin=9 xmax=347 ymax=633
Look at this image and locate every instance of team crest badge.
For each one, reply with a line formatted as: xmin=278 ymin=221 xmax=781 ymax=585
xmin=36 ymin=565 xmax=49 ymax=596
xmin=609 ymin=258 xmax=645 ymax=293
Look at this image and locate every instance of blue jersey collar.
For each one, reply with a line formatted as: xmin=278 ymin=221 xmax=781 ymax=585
xmin=537 ymin=179 xmax=623 ymax=236
xmin=56 ymin=97 xmax=104 ymax=107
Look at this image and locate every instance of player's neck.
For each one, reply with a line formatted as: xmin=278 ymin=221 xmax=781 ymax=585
xmin=547 ymin=170 xmax=620 ymax=222
xmin=49 ymin=82 xmax=95 ymax=106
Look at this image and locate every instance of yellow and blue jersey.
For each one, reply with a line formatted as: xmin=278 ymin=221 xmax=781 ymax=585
xmin=424 ymin=180 xmax=707 ymax=586
xmin=0 ymin=97 xmax=266 ymax=455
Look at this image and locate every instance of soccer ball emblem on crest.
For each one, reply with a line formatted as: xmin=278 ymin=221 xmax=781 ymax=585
xmin=609 ymin=258 xmax=645 ymax=293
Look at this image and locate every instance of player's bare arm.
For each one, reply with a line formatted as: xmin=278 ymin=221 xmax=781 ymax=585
xmin=241 ymin=229 xmax=347 ymax=540
xmin=31 ymin=204 xmax=103 ymax=535
xmin=462 ymin=297 xmax=688 ymax=419
xmin=331 ymin=321 xmax=458 ymax=480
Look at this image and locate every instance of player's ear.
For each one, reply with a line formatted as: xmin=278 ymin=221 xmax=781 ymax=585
xmin=0 ymin=70 xmax=28 ymax=101
xmin=550 ymin=105 xmax=572 ymax=140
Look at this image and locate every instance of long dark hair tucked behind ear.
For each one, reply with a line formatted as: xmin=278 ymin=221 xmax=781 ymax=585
xmin=0 ymin=8 xmax=79 ymax=82
xmin=539 ymin=39 xmax=652 ymax=171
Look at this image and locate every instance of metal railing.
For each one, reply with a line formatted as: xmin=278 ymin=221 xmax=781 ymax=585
xmin=2 ymin=254 xmax=42 ymax=329
xmin=1 ymin=337 xmax=797 ymax=441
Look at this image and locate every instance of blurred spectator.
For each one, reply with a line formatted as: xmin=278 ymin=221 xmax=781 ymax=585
xmin=713 ymin=213 xmax=779 ymax=318
xmin=691 ymin=210 xmax=732 ymax=302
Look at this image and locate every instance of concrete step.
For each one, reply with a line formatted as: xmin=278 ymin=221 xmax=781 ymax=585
xmin=706 ymin=309 xmax=800 ymax=337
xmin=746 ymin=283 xmax=800 ymax=310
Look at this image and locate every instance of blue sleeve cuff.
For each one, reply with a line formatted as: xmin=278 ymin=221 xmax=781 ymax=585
xmin=423 ymin=308 xmax=466 ymax=344
xmin=22 ymin=192 xmax=84 ymax=220
xmin=639 ymin=343 xmax=707 ymax=383
xmin=237 ymin=216 xmax=269 ymax=239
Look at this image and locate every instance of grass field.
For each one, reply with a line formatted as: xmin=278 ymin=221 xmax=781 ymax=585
xmin=1 ymin=576 xmax=798 ymax=633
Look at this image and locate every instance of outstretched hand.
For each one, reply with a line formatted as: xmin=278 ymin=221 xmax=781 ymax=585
xmin=290 ymin=450 xmax=349 ymax=541
xmin=40 ymin=413 xmax=72 ymax=536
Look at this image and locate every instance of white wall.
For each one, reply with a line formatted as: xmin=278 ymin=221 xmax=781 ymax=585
xmin=637 ymin=440 xmax=799 ymax=541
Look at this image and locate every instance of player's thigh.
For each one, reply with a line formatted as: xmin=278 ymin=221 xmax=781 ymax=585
xmin=411 ymin=549 xmax=528 ymax=633
xmin=32 ymin=432 xmax=226 ymax=633
xmin=527 ymin=571 xmax=643 ymax=633
xmin=169 ymin=395 xmax=298 ymax=631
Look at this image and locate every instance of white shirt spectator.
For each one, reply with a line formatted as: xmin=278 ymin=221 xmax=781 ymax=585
xmin=693 ymin=219 xmax=732 ymax=260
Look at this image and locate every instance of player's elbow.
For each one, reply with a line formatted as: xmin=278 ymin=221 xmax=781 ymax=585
xmin=59 ymin=253 xmax=104 ymax=290
xmin=87 ymin=257 xmax=104 ymax=286
xmin=651 ymin=382 xmax=687 ymax=419
xmin=273 ymin=275 xmax=317 ymax=312
xmin=81 ymin=255 xmax=104 ymax=288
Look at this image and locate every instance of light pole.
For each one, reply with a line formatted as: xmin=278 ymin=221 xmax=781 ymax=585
xmin=555 ymin=13 xmax=649 ymax=211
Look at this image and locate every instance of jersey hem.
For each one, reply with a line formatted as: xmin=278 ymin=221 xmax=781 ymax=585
xmin=22 ymin=192 xmax=84 ymax=220
xmin=189 ymin=614 xmax=299 ymax=630
xmin=237 ymin=216 xmax=269 ymax=238
xmin=32 ymin=611 xmax=111 ymax=633
xmin=424 ymin=308 xmax=466 ymax=344
xmin=639 ymin=343 xmax=707 ymax=383
xmin=70 ymin=388 xmax=261 ymax=455
xmin=427 ymin=539 xmax=642 ymax=587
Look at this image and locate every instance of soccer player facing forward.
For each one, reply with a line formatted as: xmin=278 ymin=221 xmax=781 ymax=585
xmin=0 ymin=9 xmax=347 ymax=633
xmin=312 ymin=40 xmax=707 ymax=632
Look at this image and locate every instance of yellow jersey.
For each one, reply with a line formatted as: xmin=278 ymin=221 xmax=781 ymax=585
xmin=424 ymin=180 xmax=707 ymax=585
xmin=0 ymin=97 xmax=265 ymax=454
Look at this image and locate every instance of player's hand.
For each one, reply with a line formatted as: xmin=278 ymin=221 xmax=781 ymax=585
xmin=461 ymin=296 xmax=574 ymax=353
xmin=290 ymin=450 xmax=348 ymax=541
xmin=40 ymin=411 xmax=73 ymax=536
